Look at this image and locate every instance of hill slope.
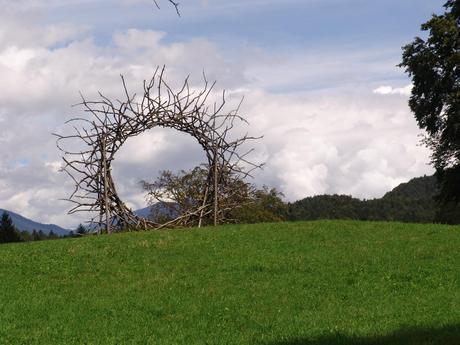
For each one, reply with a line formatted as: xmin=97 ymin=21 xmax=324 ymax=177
xmin=383 ymin=175 xmax=438 ymax=200
xmin=0 ymin=208 xmax=70 ymax=236
xmin=289 ymin=175 xmax=439 ymax=223
xmin=0 ymin=221 xmax=459 ymax=344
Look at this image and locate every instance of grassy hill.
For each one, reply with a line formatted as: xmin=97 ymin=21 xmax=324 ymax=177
xmin=0 ymin=221 xmax=459 ymax=344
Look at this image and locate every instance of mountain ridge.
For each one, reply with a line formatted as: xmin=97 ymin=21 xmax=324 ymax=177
xmin=0 ymin=209 xmax=70 ymax=236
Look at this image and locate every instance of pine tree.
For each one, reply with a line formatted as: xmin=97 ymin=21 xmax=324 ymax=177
xmin=37 ymin=230 xmax=46 ymax=241
xmin=0 ymin=212 xmax=22 ymax=243
xmin=48 ymin=230 xmax=59 ymax=240
xmin=76 ymin=224 xmax=88 ymax=235
xmin=31 ymin=230 xmax=39 ymax=241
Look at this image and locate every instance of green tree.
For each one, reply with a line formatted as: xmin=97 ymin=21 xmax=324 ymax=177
xmin=37 ymin=230 xmax=46 ymax=241
xmin=31 ymin=229 xmax=46 ymax=241
xmin=0 ymin=212 xmax=22 ymax=244
xmin=142 ymin=166 xmax=255 ymax=227
xmin=400 ymin=0 xmax=460 ymax=205
xmin=48 ymin=231 xmax=59 ymax=240
xmin=31 ymin=230 xmax=39 ymax=241
xmin=76 ymin=224 xmax=88 ymax=235
xmin=20 ymin=231 xmax=31 ymax=242
xmin=142 ymin=167 xmax=211 ymax=225
xmin=142 ymin=167 xmax=286 ymax=226
xmin=231 ymin=187 xmax=288 ymax=224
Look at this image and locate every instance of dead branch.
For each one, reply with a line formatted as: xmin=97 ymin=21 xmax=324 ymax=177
xmin=153 ymin=0 xmax=180 ymax=16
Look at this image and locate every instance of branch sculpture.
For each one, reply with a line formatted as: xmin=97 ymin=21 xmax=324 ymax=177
xmin=55 ymin=67 xmax=262 ymax=233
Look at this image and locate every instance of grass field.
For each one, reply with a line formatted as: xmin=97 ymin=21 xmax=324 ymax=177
xmin=0 ymin=220 xmax=459 ymax=344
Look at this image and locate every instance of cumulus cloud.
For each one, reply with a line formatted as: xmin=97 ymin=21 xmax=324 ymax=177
xmin=238 ymin=88 xmax=432 ymax=201
xmin=373 ymin=84 xmax=413 ymax=96
xmin=0 ymin=7 xmax=432 ymax=228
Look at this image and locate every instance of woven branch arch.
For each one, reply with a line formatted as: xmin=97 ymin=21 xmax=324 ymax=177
xmin=55 ymin=67 xmax=262 ymax=232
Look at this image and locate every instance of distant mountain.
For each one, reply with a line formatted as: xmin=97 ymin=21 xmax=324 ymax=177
xmin=134 ymin=203 xmax=179 ymax=221
xmin=0 ymin=209 xmax=70 ymax=236
xmin=133 ymin=206 xmax=151 ymax=219
xmin=288 ymin=175 xmax=440 ymax=224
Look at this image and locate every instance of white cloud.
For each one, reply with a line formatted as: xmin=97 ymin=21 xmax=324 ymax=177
xmin=0 ymin=47 xmax=36 ymax=71
xmin=113 ymin=29 xmax=166 ymax=51
xmin=238 ymin=88 xmax=432 ymax=201
xmin=373 ymin=84 xmax=413 ymax=96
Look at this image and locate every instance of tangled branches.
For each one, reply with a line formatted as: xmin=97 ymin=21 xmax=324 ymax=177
xmin=55 ymin=67 xmax=262 ymax=233
xmin=141 ymin=166 xmax=257 ymax=228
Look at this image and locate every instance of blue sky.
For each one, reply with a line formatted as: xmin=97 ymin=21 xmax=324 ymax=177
xmin=44 ymin=1 xmax=439 ymax=46
xmin=35 ymin=0 xmax=442 ymax=94
xmin=39 ymin=1 xmax=440 ymax=55
xmin=0 ymin=0 xmax=444 ymax=227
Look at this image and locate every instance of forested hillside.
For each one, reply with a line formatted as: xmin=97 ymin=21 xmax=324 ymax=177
xmin=287 ymin=175 xmax=457 ymax=224
xmin=383 ymin=175 xmax=437 ymax=200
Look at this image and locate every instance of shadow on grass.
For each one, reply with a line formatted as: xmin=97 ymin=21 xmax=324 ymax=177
xmin=268 ymin=325 xmax=460 ymax=345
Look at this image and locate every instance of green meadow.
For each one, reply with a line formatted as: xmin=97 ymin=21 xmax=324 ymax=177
xmin=0 ymin=221 xmax=459 ymax=344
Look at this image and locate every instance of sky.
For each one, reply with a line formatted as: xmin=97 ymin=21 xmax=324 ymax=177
xmin=0 ymin=0 xmax=444 ymax=228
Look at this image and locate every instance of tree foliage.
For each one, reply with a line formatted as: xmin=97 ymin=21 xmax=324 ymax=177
xmin=400 ymin=0 xmax=460 ymax=203
xmin=0 ymin=212 xmax=22 ymax=244
xmin=230 ymin=187 xmax=288 ymax=224
xmin=76 ymin=224 xmax=88 ymax=235
xmin=142 ymin=167 xmax=286 ymax=226
xmin=142 ymin=167 xmax=210 ymax=224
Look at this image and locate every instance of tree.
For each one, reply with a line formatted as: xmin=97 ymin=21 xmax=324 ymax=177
xmin=400 ymin=0 xmax=460 ymax=205
xmin=142 ymin=167 xmax=287 ymax=227
xmin=0 ymin=212 xmax=22 ymax=244
xmin=231 ymin=187 xmax=288 ymax=224
xmin=20 ymin=231 xmax=31 ymax=242
xmin=31 ymin=230 xmax=38 ymax=241
xmin=31 ymin=229 xmax=47 ymax=241
xmin=76 ymin=224 xmax=88 ymax=235
xmin=48 ymin=231 xmax=59 ymax=240
xmin=38 ymin=230 xmax=46 ymax=241
xmin=142 ymin=166 xmax=255 ymax=228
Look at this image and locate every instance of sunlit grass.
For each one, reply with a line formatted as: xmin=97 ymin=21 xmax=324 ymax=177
xmin=0 ymin=221 xmax=459 ymax=344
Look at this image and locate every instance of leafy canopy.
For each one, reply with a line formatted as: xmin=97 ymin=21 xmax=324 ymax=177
xmin=0 ymin=212 xmax=22 ymax=244
xmin=400 ymin=0 xmax=460 ymax=202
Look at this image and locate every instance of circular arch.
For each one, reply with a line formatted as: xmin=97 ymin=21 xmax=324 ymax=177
xmin=55 ymin=67 xmax=261 ymax=232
